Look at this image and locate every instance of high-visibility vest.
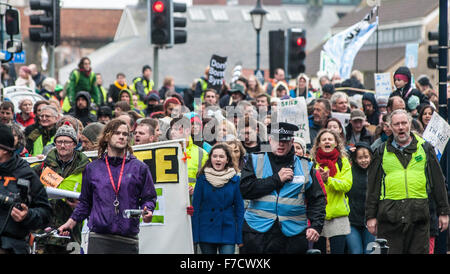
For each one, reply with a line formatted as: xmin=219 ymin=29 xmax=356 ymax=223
xmin=186 ymin=141 xmax=208 ymax=189
xmin=32 ymin=135 xmax=55 ymax=156
xmin=244 ymin=153 xmax=311 ymax=237
xmin=130 ymin=77 xmax=154 ymax=111
xmin=381 ymin=135 xmax=428 ymax=200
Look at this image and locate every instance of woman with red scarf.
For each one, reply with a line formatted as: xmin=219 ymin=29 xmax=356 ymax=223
xmin=66 ymin=57 xmax=101 ymax=106
xmin=311 ymin=129 xmax=352 ymax=254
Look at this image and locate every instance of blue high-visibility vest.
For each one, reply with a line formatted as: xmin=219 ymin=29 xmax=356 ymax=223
xmin=245 ymin=153 xmax=312 ymax=237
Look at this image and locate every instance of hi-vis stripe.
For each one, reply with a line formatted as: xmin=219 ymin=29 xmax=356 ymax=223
xmin=246 ymin=208 xmax=306 ymax=222
xmin=254 ymin=195 xmax=305 ymax=206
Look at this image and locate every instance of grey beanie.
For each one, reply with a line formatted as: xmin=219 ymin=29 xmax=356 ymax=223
xmin=82 ymin=122 xmax=105 ymax=143
xmin=55 ymin=125 xmax=78 ymax=144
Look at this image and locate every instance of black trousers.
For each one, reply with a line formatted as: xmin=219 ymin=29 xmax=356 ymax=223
xmin=240 ymin=221 xmax=309 ymax=254
xmin=378 ymin=221 xmax=429 ymax=254
xmin=87 ymin=232 xmax=139 ymax=254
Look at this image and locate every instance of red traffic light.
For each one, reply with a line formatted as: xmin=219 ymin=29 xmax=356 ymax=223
xmin=152 ymin=1 xmax=165 ymax=13
xmin=296 ymin=37 xmax=305 ymax=47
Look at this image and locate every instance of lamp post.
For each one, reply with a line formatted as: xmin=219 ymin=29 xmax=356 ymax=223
xmin=250 ymin=0 xmax=267 ymax=72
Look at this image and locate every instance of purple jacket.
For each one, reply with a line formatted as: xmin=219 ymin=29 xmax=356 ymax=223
xmin=71 ymin=153 xmax=157 ymax=237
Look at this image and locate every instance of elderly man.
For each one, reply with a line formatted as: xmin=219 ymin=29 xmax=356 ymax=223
xmin=331 ymin=92 xmax=350 ymax=113
xmin=240 ymin=122 xmax=326 ymax=254
xmin=26 ymin=105 xmax=59 ymax=156
xmin=366 ymin=109 xmax=450 ymax=254
xmin=309 ymin=99 xmax=331 ymax=147
xmin=33 ymin=125 xmax=90 ymax=253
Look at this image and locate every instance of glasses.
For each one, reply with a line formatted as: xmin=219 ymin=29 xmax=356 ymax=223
xmin=113 ymin=131 xmax=129 ymax=137
xmin=55 ymin=140 xmax=74 ymax=146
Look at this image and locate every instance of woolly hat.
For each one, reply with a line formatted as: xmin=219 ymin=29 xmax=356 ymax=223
xmin=0 ymin=124 xmax=15 ymax=152
xmin=82 ymin=122 xmax=105 ymax=144
xmin=55 ymin=124 xmax=78 ymax=144
xmin=163 ymin=97 xmax=181 ymax=112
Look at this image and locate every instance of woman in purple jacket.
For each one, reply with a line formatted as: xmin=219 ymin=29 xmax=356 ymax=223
xmin=192 ymin=143 xmax=244 ymax=254
xmin=58 ymin=119 xmax=157 ymax=254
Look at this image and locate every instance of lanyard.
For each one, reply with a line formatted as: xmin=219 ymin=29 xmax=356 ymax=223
xmin=105 ymin=154 xmax=126 ymax=198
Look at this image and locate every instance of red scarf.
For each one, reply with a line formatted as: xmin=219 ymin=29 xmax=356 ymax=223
xmin=316 ymin=148 xmax=340 ymax=177
xmin=79 ymin=68 xmax=92 ymax=77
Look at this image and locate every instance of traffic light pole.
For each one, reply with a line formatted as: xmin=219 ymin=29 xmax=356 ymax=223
xmin=49 ymin=45 xmax=55 ymax=78
xmin=153 ymin=46 xmax=159 ymax=90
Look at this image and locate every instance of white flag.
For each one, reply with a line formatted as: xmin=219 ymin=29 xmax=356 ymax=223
xmin=41 ymin=45 xmax=48 ymax=71
xmin=323 ymin=7 xmax=378 ymax=79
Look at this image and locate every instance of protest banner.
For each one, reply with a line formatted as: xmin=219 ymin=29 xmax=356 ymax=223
xmin=405 ymin=43 xmax=419 ymax=68
xmin=331 ymin=111 xmax=351 ymax=127
xmin=422 ymin=112 xmax=450 ymax=161
xmin=276 ymin=97 xmax=310 ymax=144
xmin=25 ymin=139 xmax=193 ymax=254
xmin=208 ymin=54 xmax=227 ymax=92
xmin=374 ymin=72 xmax=392 ymax=99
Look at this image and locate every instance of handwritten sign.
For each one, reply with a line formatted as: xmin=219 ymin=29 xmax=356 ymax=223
xmin=276 ymin=97 xmax=310 ymax=144
xmin=40 ymin=167 xmax=64 ymax=188
xmin=422 ymin=112 xmax=450 ymax=160
xmin=374 ymin=73 xmax=392 ymax=99
xmin=331 ymin=112 xmax=351 ymax=127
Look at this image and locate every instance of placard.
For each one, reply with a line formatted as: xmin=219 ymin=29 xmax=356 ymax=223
xmin=422 ymin=112 xmax=450 ymax=160
xmin=276 ymin=97 xmax=310 ymax=144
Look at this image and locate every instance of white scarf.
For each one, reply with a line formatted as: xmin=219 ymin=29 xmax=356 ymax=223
xmin=204 ymin=167 xmax=236 ymax=188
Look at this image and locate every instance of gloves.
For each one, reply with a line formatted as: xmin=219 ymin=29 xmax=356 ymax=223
xmin=187 ymin=206 xmax=194 ymax=216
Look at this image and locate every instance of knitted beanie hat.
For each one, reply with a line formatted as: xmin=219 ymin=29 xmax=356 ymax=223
xmin=55 ymin=124 xmax=78 ymax=144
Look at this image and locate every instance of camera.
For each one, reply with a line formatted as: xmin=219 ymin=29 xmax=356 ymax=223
xmin=0 ymin=179 xmax=30 ymax=210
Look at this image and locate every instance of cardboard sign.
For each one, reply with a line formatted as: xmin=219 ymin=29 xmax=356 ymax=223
xmin=208 ymin=54 xmax=227 ymax=92
xmin=40 ymin=167 xmax=64 ymax=188
xmin=276 ymin=97 xmax=311 ymax=144
xmin=374 ymin=73 xmax=392 ymax=99
xmin=331 ymin=112 xmax=351 ymax=127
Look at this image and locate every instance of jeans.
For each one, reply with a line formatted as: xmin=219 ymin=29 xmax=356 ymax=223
xmin=345 ymin=225 xmax=376 ymax=254
xmin=199 ymin=243 xmax=235 ymax=254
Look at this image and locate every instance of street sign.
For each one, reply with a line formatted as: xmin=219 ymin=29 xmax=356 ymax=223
xmin=1 ymin=50 xmax=26 ymax=64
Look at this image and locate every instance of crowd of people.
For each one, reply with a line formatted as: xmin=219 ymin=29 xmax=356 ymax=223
xmin=0 ymin=57 xmax=449 ymax=254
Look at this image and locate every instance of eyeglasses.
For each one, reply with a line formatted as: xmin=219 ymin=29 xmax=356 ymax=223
xmin=55 ymin=140 xmax=74 ymax=146
xmin=113 ymin=131 xmax=129 ymax=137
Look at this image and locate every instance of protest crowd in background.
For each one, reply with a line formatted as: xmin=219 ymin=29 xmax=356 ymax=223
xmin=0 ymin=56 xmax=449 ymax=254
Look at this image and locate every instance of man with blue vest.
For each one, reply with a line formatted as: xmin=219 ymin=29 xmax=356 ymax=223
xmin=240 ymin=122 xmax=326 ymax=254
xmin=366 ymin=109 xmax=450 ymax=254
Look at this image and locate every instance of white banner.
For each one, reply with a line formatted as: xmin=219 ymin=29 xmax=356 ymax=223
xmin=374 ymin=72 xmax=392 ymax=99
xmin=276 ymin=97 xmax=311 ymax=144
xmin=422 ymin=112 xmax=450 ymax=160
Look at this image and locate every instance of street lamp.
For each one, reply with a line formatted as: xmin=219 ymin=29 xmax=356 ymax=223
xmin=250 ymin=0 xmax=267 ymax=72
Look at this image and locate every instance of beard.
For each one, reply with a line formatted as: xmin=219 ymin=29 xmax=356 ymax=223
xmin=394 ymin=129 xmax=411 ymax=145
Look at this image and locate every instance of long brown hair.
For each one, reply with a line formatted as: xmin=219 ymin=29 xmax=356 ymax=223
xmin=97 ymin=118 xmax=133 ymax=157
xmin=310 ymin=128 xmax=348 ymax=162
xmin=198 ymin=143 xmax=237 ymax=176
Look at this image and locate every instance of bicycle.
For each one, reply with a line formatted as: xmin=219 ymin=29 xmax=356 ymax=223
xmin=29 ymin=227 xmax=80 ymax=254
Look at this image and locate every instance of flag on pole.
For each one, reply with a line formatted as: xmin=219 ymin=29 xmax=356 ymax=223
xmin=323 ymin=6 xmax=378 ymax=79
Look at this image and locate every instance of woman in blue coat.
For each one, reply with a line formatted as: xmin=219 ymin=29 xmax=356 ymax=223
xmin=192 ymin=143 xmax=245 ymax=254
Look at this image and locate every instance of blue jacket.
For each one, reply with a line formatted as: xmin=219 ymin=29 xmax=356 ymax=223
xmin=192 ymin=174 xmax=244 ymax=245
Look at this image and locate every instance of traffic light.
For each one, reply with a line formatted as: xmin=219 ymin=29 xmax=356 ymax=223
xmin=5 ymin=8 xmax=20 ymax=36
xmin=172 ymin=1 xmax=187 ymax=45
xmin=287 ymin=28 xmax=306 ymax=78
xmin=427 ymin=31 xmax=439 ymax=69
xmin=268 ymin=30 xmax=285 ymax=79
xmin=150 ymin=0 xmax=171 ymax=45
xmin=29 ymin=0 xmax=60 ymax=46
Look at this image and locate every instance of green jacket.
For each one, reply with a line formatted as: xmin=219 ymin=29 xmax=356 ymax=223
xmin=66 ymin=69 xmax=100 ymax=105
xmin=366 ymin=134 xmax=450 ymax=224
xmin=315 ymin=156 xmax=352 ymax=220
xmin=33 ymin=149 xmax=90 ymax=249
xmin=26 ymin=125 xmax=57 ymax=156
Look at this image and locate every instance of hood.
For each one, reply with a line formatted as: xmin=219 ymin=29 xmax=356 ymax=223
xmin=75 ymin=91 xmax=92 ymax=111
xmin=393 ymin=66 xmax=412 ymax=92
xmin=118 ymin=89 xmax=135 ymax=108
xmin=296 ymin=73 xmax=310 ymax=97
xmin=362 ymin=92 xmax=379 ymax=113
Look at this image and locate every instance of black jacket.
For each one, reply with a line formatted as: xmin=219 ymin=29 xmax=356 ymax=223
xmin=390 ymin=66 xmax=429 ymax=112
xmin=240 ymin=148 xmax=326 ymax=234
xmin=345 ymin=123 xmax=373 ymax=146
xmin=69 ymin=91 xmax=97 ymax=127
xmin=0 ymin=154 xmax=52 ymax=253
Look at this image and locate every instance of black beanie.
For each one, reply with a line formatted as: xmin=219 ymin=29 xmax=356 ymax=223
xmin=0 ymin=124 xmax=15 ymax=152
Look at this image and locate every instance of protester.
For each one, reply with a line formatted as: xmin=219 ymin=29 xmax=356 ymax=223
xmin=159 ymin=76 xmax=175 ymax=101
xmin=16 ymin=99 xmax=35 ymax=128
xmin=97 ymin=105 xmax=113 ymax=125
xmin=81 ymin=122 xmax=105 ymax=151
xmin=371 ymin=113 xmax=392 ymax=151
xmin=293 ymin=136 xmax=307 ymax=158
xmin=366 ymin=109 xmax=450 ymax=254
xmin=309 ymin=98 xmax=332 ymax=146
xmin=130 ymin=65 xmax=154 ymax=111
xmin=26 ymin=105 xmax=59 ymax=156
xmin=331 ymin=92 xmax=350 ymax=113
xmin=0 ymin=101 xmax=15 ymax=125
xmin=10 ymin=123 xmax=30 ymax=157
xmin=69 ymin=91 xmax=97 ymax=127
xmin=291 ymin=73 xmax=313 ymax=99
xmin=192 ymin=143 xmax=244 ymax=254
xmin=58 ymin=119 xmax=157 ymax=254
xmin=390 ymin=66 xmax=429 ymax=112
xmin=224 ymin=139 xmax=246 ymax=172
xmin=345 ymin=109 xmax=373 ymax=147
xmin=33 ymin=125 xmax=90 ymax=254
xmin=0 ymin=124 xmax=52 ymax=254
xmin=346 ymin=143 xmax=375 ymax=254
xmin=66 ymin=57 xmax=101 ymax=106
xmin=246 ymin=74 xmax=264 ymax=99
xmin=311 ymin=129 xmax=352 ymax=254
xmin=240 ymin=122 xmax=326 ymax=254
xmin=108 ymin=72 xmax=128 ymax=104
xmin=362 ymin=92 xmax=380 ymax=126
xmin=28 ymin=64 xmax=46 ymax=90
xmin=134 ymin=118 xmax=161 ymax=145
xmin=15 ymin=65 xmax=36 ymax=90
xmin=418 ymin=104 xmax=434 ymax=130
xmin=325 ymin=117 xmax=346 ymax=142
